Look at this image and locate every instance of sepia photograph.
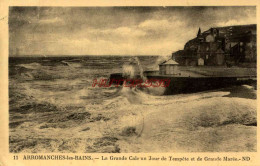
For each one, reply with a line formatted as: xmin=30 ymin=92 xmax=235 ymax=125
xmin=9 ymin=6 xmax=256 ymax=153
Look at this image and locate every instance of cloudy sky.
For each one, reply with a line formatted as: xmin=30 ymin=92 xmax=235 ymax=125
xmin=9 ymin=6 xmax=256 ymax=56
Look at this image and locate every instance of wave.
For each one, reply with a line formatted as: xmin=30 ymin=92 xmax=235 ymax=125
xmin=17 ymin=63 xmax=42 ymax=70
xmin=105 ymin=84 xmax=255 ymax=108
xmin=61 ymin=60 xmax=83 ymax=67
xmin=20 ymin=72 xmax=35 ymax=80
xmin=101 ymin=84 xmax=153 ymax=107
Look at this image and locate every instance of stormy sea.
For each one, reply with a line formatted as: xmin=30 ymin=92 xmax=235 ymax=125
xmin=9 ymin=56 xmax=256 ymax=153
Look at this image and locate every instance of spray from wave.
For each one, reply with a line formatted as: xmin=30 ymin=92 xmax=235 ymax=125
xmin=117 ymin=57 xmax=166 ymax=103
xmin=117 ymin=57 xmax=146 ymax=104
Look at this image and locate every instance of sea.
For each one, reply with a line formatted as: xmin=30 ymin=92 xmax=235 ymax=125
xmin=9 ymin=56 xmax=257 ymax=153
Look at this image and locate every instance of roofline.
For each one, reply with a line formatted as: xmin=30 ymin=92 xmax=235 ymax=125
xmin=184 ymin=24 xmax=256 ymax=46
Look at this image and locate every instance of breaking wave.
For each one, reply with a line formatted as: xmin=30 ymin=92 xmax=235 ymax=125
xmin=61 ymin=59 xmax=84 ymax=67
xmin=17 ymin=62 xmax=42 ymax=70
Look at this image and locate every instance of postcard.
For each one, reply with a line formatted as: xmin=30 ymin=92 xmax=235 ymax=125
xmin=0 ymin=0 xmax=259 ymax=165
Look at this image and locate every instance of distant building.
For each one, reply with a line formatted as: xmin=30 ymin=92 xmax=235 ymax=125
xmin=172 ymin=24 xmax=256 ymax=66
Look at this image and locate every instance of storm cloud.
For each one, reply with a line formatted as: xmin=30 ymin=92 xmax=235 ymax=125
xmin=9 ymin=6 xmax=256 ymax=56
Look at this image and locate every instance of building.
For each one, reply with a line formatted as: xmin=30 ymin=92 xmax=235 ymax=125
xmin=172 ymin=24 xmax=256 ymax=66
xmin=159 ymin=59 xmax=179 ymax=75
xmin=197 ymin=42 xmax=225 ymax=66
